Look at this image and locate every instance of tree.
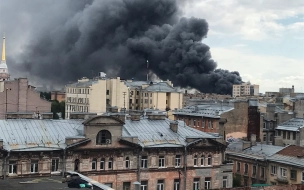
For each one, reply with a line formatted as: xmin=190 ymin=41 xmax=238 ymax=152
xmin=233 ymin=174 xmax=242 ymax=187
xmin=51 ymin=100 xmax=60 ymax=119
xmin=40 ymin=92 xmax=51 ymax=100
xmin=60 ymin=101 xmax=65 ymax=119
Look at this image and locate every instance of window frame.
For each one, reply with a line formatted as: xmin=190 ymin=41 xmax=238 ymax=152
xmin=207 ymin=155 xmax=212 ymax=166
xmin=157 ymin=179 xmax=165 ymax=190
xmin=96 ymin=130 xmax=112 ymax=145
xmin=100 ymin=158 xmax=105 ymax=170
xmin=8 ymin=161 xmax=17 ymax=174
xmin=125 ymin=157 xmax=130 ymax=168
xmin=30 ymin=160 xmax=39 ymax=173
xmin=280 ymin=167 xmax=287 ymax=178
xmin=141 ymin=156 xmax=148 ymax=168
xmin=159 ymin=156 xmax=165 ymax=168
xmin=193 ymin=178 xmax=200 ymax=190
xmin=194 ymin=155 xmax=198 ymax=166
xmin=92 ymin=158 xmax=97 ymax=170
xmin=204 ymin=177 xmax=211 ymax=189
xmin=175 ymin=155 xmax=181 ymax=167
xmin=201 ymin=155 xmax=205 ymax=166
xmin=108 ymin=158 xmax=113 ymax=170
xmin=290 ymin=169 xmax=297 ymax=180
xmin=222 ymin=176 xmax=227 ymax=188
xmin=271 ymin=165 xmax=277 ymax=175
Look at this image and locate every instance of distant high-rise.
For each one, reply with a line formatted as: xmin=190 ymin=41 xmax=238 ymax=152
xmin=0 ymin=35 xmax=10 ymax=81
xmin=232 ymin=82 xmax=259 ymax=97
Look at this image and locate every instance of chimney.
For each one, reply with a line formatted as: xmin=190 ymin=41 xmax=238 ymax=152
xmin=250 ymin=134 xmax=256 ymax=146
xmin=170 ymin=121 xmax=178 ymax=133
xmin=130 ymin=113 xmax=141 ymax=121
xmin=242 ymin=141 xmax=251 ymax=150
xmin=147 ymin=113 xmax=166 ymax=120
xmin=0 ymin=139 xmax=3 ymax=149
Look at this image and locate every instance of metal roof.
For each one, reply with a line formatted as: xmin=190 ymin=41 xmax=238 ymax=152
xmin=66 ymin=80 xmax=99 ymax=88
xmin=123 ymin=117 xmax=217 ymax=147
xmin=0 ymin=119 xmax=84 ymax=151
xmin=173 ymin=104 xmax=234 ymax=118
xmin=144 ymin=82 xmax=179 ymax=92
xmin=276 ymin=118 xmax=304 ymax=131
xmin=226 ymin=140 xmax=284 ymax=160
xmin=124 ymin=81 xmax=149 ymax=88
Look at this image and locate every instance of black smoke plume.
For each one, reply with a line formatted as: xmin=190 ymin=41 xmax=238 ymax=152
xmin=15 ymin=0 xmax=242 ymax=94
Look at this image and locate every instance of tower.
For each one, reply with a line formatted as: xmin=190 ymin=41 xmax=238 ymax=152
xmin=0 ymin=35 xmax=10 ymax=81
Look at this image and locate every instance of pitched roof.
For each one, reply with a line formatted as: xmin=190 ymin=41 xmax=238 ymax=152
xmin=122 ymin=117 xmax=218 ymax=147
xmin=226 ymin=140 xmax=284 ymax=160
xmin=276 ymin=118 xmax=304 ymax=131
xmin=268 ymin=145 xmax=304 ymax=167
xmin=0 ymin=119 xmax=84 ymax=151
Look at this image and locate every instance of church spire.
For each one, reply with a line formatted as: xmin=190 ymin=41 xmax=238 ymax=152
xmin=1 ymin=35 xmax=5 ymax=61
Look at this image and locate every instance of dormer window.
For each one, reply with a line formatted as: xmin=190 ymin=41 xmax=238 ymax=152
xmin=96 ymin=130 xmax=112 ymax=145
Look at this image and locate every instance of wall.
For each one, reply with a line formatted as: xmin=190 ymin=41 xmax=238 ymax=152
xmin=89 ymin=80 xmax=107 ymax=114
xmin=222 ymin=101 xmax=249 ymax=139
xmin=168 ymin=92 xmax=183 ymax=110
xmin=0 ymin=79 xmax=51 ymax=119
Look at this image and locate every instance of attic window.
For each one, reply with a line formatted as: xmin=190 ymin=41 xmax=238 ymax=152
xmin=96 ymin=130 xmax=112 ymax=144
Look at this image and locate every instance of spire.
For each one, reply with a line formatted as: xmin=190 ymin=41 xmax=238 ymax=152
xmin=1 ymin=35 xmax=5 ymax=61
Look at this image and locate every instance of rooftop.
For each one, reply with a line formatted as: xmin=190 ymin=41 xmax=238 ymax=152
xmin=276 ymin=118 xmax=304 ymax=131
xmin=268 ymin=145 xmax=304 ymax=168
xmin=0 ymin=119 xmax=84 ymax=151
xmin=226 ymin=140 xmax=284 ymax=159
xmin=144 ymin=82 xmax=179 ymax=92
xmin=122 ymin=117 xmax=218 ymax=147
xmin=173 ymin=103 xmax=234 ymax=118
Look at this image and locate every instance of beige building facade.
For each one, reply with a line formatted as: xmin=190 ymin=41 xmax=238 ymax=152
xmin=233 ymin=82 xmax=259 ymax=97
xmin=66 ymin=73 xmax=183 ymax=119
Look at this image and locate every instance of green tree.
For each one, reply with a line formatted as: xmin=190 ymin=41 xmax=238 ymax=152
xmin=51 ymin=100 xmax=60 ymax=119
xmin=60 ymin=101 xmax=65 ymax=119
xmin=40 ymin=92 xmax=51 ymax=100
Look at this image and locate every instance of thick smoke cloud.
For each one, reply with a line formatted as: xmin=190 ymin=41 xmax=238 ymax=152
xmin=12 ymin=0 xmax=242 ymax=94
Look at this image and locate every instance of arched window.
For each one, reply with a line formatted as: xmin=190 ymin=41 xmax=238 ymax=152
xmin=100 ymin=158 xmax=105 ymax=170
xmin=92 ymin=158 xmax=97 ymax=170
xmin=96 ymin=130 xmax=112 ymax=145
xmin=207 ymin=155 xmax=212 ymax=166
xmin=108 ymin=158 xmax=113 ymax=170
xmin=125 ymin=157 xmax=130 ymax=168
xmin=201 ymin=155 xmax=205 ymax=166
xmin=194 ymin=155 xmax=198 ymax=166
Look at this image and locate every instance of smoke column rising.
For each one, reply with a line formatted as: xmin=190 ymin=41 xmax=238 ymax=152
xmin=15 ymin=0 xmax=242 ymax=94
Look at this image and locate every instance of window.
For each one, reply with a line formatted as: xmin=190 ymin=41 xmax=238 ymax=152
xmin=141 ymin=181 xmax=148 ymax=190
xmin=197 ymin=121 xmax=200 ymax=127
xmin=92 ymin=158 xmax=97 ymax=170
xmin=208 ymin=121 xmax=212 ymax=129
xmin=141 ymin=156 xmax=148 ymax=168
xmin=237 ymin=162 xmax=240 ymax=172
xmin=100 ymin=158 xmax=105 ymax=170
xmin=193 ymin=178 xmax=200 ymax=190
xmin=194 ymin=155 xmax=198 ymax=166
xmin=283 ymin=131 xmax=286 ymax=139
xmin=150 ymin=99 xmax=152 ymax=104
xmin=150 ymin=93 xmax=152 ymax=97
xmin=193 ymin=119 xmax=196 ymax=127
xmin=136 ymin=99 xmax=139 ymax=104
xmin=96 ymin=130 xmax=111 ymax=144
xmin=271 ymin=165 xmax=277 ymax=175
xmin=222 ymin=176 xmax=227 ymax=188
xmin=9 ymin=161 xmax=17 ymax=174
xmin=293 ymin=131 xmax=296 ymax=140
xmin=302 ymin=171 xmax=304 ymax=182
xmin=261 ymin=167 xmax=265 ymax=178
xmin=201 ymin=155 xmax=205 ymax=166
xmin=280 ymin=167 xmax=287 ymax=177
xmin=287 ymin=131 xmax=290 ymax=139
xmin=278 ymin=130 xmax=281 ymax=136
xmin=202 ymin=120 xmax=205 ymax=128
xmin=204 ymin=177 xmax=211 ymax=189
xmin=125 ymin=157 xmax=130 ymax=168
xmin=263 ymin=134 xmax=267 ymax=142
xmin=31 ymin=160 xmax=38 ymax=173
xmin=108 ymin=158 xmax=113 ymax=170
xmin=51 ymin=159 xmax=59 ymax=172
xmin=123 ymin=182 xmax=131 ymax=190
xmin=159 ymin=156 xmax=165 ymax=168
xmin=253 ymin=165 xmax=257 ymax=176
xmin=244 ymin=164 xmax=248 ymax=174
xmin=174 ymin=179 xmax=180 ymax=190
xmin=105 ymin=183 xmax=113 ymax=188
xmin=207 ymin=155 xmax=212 ymax=166
xmin=175 ymin=155 xmax=181 ymax=167
xmin=263 ymin=122 xmax=266 ymax=129
xmin=157 ymin=180 xmax=165 ymax=190
xmin=290 ymin=170 xmax=297 ymax=180
xmin=106 ymin=90 xmax=109 ymax=95
xmin=144 ymin=99 xmax=148 ymax=104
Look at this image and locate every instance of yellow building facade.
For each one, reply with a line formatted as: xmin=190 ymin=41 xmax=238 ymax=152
xmin=66 ymin=73 xmax=183 ymax=119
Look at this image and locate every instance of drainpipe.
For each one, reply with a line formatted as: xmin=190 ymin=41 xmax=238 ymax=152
xmin=3 ymin=151 xmax=10 ymax=180
xmin=62 ymin=148 xmax=66 ymax=177
xmin=136 ymin=148 xmax=142 ymax=190
xmin=183 ymin=145 xmax=187 ymax=190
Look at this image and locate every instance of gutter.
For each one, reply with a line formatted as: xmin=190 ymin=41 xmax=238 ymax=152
xmin=3 ymin=151 xmax=10 ymax=180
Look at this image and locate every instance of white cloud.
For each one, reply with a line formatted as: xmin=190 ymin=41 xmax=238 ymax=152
xmin=210 ymin=47 xmax=304 ymax=93
xmin=182 ymin=0 xmax=304 ymax=40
